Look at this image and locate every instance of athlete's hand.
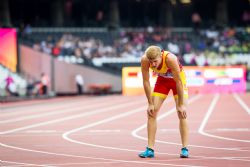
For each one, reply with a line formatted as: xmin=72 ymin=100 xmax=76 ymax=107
xmin=147 ymin=104 xmax=155 ymax=117
xmin=177 ymin=105 xmax=187 ymax=119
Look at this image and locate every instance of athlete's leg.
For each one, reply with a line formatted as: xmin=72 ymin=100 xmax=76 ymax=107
xmin=147 ymin=95 xmax=165 ymax=149
xmin=174 ymin=96 xmax=189 ymax=148
xmin=139 ymin=76 xmax=169 ymax=158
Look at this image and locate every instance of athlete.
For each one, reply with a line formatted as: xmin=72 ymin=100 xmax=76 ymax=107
xmin=139 ymin=45 xmax=189 ymax=158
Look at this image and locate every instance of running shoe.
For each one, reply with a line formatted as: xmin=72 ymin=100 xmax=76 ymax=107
xmin=138 ymin=147 xmax=155 ymax=158
xmin=180 ymin=147 xmax=189 ymax=158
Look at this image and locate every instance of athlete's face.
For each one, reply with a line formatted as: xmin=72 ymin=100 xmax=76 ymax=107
xmin=149 ymin=55 xmax=162 ymax=68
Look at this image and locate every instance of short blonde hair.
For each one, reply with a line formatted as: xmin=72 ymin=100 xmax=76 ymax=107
xmin=145 ymin=45 xmax=161 ymax=60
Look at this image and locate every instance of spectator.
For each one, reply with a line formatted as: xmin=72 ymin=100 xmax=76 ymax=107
xmin=26 ymin=77 xmax=35 ymax=96
xmin=242 ymin=10 xmax=250 ymax=26
xmin=5 ymin=74 xmax=17 ymax=96
xmin=192 ymin=12 xmax=202 ymax=31
xmin=75 ymin=74 xmax=84 ymax=95
xmin=24 ymin=24 xmax=32 ymax=35
xmin=96 ymin=10 xmax=104 ymax=26
xmin=40 ymin=73 xmax=49 ymax=95
xmin=52 ymin=43 xmax=61 ymax=57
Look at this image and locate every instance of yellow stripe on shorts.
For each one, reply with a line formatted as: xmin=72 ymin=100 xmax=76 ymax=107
xmin=152 ymin=92 xmax=167 ymax=99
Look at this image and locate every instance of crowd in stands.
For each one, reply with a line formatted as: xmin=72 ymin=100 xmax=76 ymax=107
xmin=28 ymin=27 xmax=250 ymax=68
xmin=0 ymin=65 xmax=50 ymax=99
xmin=0 ymin=65 xmax=27 ymax=97
xmin=2 ymin=27 xmax=250 ymax=99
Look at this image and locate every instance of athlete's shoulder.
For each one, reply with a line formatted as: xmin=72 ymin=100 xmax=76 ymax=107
xmin=141 ymin=54 xmax=150 ymax=69
xmin=165 ymin=51 xmax=177 ymax=61
xmin=163 ymin=50 xmax=175 ymax=57
xmin=165 ymin=51 xmax=179 ymax=68
xmin=141 ymin=54 xmax=149 ymax=62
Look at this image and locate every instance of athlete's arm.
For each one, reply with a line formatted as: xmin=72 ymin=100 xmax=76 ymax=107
xmin=167 ymin=54 xmax=187 ymax=118
xmin=141 ymin=56 xmax=154 ymax=117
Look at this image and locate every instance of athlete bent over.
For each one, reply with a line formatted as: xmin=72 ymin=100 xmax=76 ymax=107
xmin=139 ymin=45 xmax=189 ymax=158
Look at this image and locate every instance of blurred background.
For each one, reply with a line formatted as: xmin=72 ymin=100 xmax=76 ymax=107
xmin=0 ymin=0 xmax=250 ymax=101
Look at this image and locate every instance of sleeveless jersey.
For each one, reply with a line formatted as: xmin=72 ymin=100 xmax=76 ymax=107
xmin=150 ymin=50 xmax=183 ymax=78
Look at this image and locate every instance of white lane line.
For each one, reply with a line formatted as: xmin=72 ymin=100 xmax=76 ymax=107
xmin=198 ymin=94 xmax=219 ymax=134
xmin=0 ymin=95 xmax=248 ymax=165
xmin=207 ymin=128 xmax=250 ymax=132
xmin=1 ymin=96 xmax=123 ymax=111
xmin=2 ymin=139 xmax=250 ymax=164
xmin=230 ymin=156 xmax=250 ymax=158
xmin=25 ymin=130 xmax=58 ymax=133
xmin=0 ymin=95 xmax=247 ymax=165
xmin=233 ymin=93 xmax=250 ymax=115
xmin=0 ymin=142 xmax=204 ymax=167
xmin=146 ymin=158 xmax=215 ymax=162
xmin=61 ymin=98 xmax=171 ymax=152
xmin=132 ymin=94 xmax=250 ymax=151
xmin=88 ymin=129 xmax=121 ymax=133
xmin=62 ymin=98 xmax=204 ymax=166
xmin=45 ymin=157 xmax=214 ymax=166
xmin=0 ymin=97 xmax=102 ymax=121
xmin=62 ymin=106 xmax=145 ymax=136
xmin=0 ymin=96 xmax=89 ymax=110
xmin=199 ymin=94 xmax=250 ymax=143
xmin=0 ymin=97 xmax=86 ymax=110
xmin=0 ymin=99 xmax=145 ymax=135
xmin=62 ymin=94 xmax=250 ymax=162
xmin=229 ymin=158 xmax=250 ymax=162
xmin=0 ymin=97 xmax=128 ymax=124
xmin=0 ymin=99 xmax=204 ymax=166
xmin=0 ymin=96 xmax=121 ymax=118
xmin=1 ymin=160 xmax=55 ymax=167
xmin=0 ymin=97 xmax=98 ymax=118
xmin=45 ymin=161 xmax=120 ymax=166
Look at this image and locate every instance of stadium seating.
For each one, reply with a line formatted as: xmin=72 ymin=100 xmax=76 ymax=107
xmin=19 ymin=27 xmax=250 ymax=76
xmin=0 ymin=65 xmax=27 ymax=97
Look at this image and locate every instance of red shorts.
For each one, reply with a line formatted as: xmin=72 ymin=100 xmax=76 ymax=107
xmin=152 ymin=71 xmax=188 ymax=99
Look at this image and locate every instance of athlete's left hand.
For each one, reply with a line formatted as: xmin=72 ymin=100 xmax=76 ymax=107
xmin=177 ymin=105 xmax=187 ymax=119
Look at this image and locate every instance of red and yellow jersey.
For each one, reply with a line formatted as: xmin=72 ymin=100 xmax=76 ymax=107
xmin=149 ymin=50 xmax=183 ymax=78
xmin=149 ymin=50 xmax=188 ymax=99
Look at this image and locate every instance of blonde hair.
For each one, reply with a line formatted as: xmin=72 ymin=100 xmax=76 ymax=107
xmin=145 ymin=45 xmax=161 ymax=60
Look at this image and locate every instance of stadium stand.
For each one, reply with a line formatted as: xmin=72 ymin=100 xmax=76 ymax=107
xmin=0 ymin=64 xmax=27 ymax=98
xmin=20 ymin=27 xmax=250 ymax=76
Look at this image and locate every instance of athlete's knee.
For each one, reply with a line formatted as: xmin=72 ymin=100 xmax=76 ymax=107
xmin=154 ymin=105 xmax=161 ymax=113
xmin=177 ymin=112 xmax=187 ymax=120
xmin=178 ymin=114 xmax=187 ymax=120
xmin=147 ymin=112 xmax=157 ymax=119
xmin=148 ymin=110 xmax=159 ymax=119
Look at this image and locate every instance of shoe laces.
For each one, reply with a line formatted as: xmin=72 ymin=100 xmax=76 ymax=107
xmin=181 ymin=147 xmax=188 ymax=151
xmin=146 ymin=147 xmax=154 ymax=152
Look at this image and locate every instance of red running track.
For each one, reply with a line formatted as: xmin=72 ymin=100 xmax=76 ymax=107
xmin=0 ymin=93 xmax=250 ymax=167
